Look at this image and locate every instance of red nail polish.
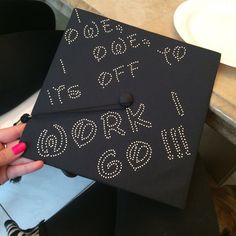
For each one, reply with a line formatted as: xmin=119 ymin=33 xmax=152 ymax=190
xmin=12 ymin=142 xmax=27 ymax=155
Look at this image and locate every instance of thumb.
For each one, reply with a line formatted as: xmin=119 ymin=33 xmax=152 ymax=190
xmin=0 ymin=142 xmax=27 ymax=167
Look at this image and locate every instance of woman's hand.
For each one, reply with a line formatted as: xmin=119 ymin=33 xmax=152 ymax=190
xmin=0 ymin=124 xmax=44 ymax=185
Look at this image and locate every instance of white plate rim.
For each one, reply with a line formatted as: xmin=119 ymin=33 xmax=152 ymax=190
xmin=173 ymin=0 xmax=236 ymax=68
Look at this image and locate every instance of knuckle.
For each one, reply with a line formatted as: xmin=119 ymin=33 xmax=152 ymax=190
xmin=14 ymin=126 xmax=22 ymax=139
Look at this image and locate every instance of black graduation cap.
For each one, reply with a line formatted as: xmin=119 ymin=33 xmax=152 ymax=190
xmin=21 ymin=8 xmax=220 ymax=208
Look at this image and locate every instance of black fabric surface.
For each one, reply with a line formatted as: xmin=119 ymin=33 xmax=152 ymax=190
xmin=0 ymin=0 xmax=59 ymax=115
xmin=40 ymin=183 xmax=117 ymax=236
xmin=114 ymin=158 xmax=220 ymax=236
xmin=0 ymin=31 xmax=63 ymax=115
xmin=22 ymin=8 xmax=220 ymax=208
xmin=39 ymin=158 xmax=219 ymax=236
xmin=0 ymin=0 xmax=55 ymax=35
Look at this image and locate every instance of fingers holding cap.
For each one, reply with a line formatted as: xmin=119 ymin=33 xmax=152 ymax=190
xmin=0 ymin=124 xmax=26 ymax=144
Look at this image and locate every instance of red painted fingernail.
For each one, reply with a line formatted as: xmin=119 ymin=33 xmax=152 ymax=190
xmin=12 ymin=142 xmax=27 ymax=155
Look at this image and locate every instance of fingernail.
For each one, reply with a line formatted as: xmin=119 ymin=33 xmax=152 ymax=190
xmin=12 ymin=142 xmax=27 ymax=155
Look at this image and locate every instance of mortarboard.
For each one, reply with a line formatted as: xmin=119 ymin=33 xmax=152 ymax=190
xmin=21 ymin=8 xmax=220 ymax=208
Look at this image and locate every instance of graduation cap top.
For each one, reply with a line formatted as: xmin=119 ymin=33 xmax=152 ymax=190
xmin=21 ymin=9 xmax=220 ymax=208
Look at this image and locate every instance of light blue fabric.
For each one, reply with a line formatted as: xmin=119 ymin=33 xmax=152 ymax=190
xmin=0 ymin=165 xmax=92 ymax=236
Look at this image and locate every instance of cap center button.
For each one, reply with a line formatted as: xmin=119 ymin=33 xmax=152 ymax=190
xmin=119 ymin=93 xmax=134 ymax=108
